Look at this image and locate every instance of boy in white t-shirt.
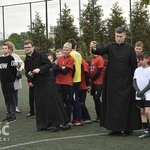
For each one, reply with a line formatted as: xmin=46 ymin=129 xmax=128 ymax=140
xmin=133 ymin=51 xmax=150 ymax=139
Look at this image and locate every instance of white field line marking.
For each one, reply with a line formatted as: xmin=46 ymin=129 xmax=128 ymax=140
xmin=0 ymin=133 xmax=107 ymax=150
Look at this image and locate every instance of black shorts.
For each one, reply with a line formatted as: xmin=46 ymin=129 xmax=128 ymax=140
xmin=136 ymin=100 xmax=150 ymax=108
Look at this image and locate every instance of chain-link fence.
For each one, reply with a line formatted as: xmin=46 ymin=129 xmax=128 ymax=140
xmin=0 ymin=0 xmax=81 ymax=41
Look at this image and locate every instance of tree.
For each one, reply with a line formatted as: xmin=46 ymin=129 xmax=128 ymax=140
xmin=54 ymin=4 xmax=78 ymax=49
xmin=105 ymin=2 xmax=127 ymax=43
xmin=141 ymin=0 xmax=150 ymax=5
xmin=80 ymin=0 xmax=106 ymax=56
xmin=29 ymin=12 xmax=53 ymax=53
xmin=131 ymin=1 xmax=150 ymax=51
xmin=6 ymin=33 xmax=29 ymax=49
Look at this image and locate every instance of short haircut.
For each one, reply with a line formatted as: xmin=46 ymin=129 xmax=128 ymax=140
xmin=47 ymin=52 xmax=54 ymax=57
xmin=2 ymin=43 xmax=10 ymax=49
xmin=56 ymin=48 xmax=63 ymax=53
xmin=115 ymin=26 xmax=126 ymax=34
xmin=137 ymin=51 xmax=149 ymax=60
xmin=68 ymin=39 xmax=77 ymax=49
xmin=24 ymin=40 xmax=34 ymax=46
xmin=135 ymin=41 xmax=143 ymax=47
xmin=63 ymin=42 xmax=72 ymax=49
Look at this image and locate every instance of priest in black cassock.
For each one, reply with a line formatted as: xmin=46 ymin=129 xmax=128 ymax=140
xmin=24 ymin=40 xmax=69 ymax=132
xmin=90 ymin=27 xmax=142 ymax=136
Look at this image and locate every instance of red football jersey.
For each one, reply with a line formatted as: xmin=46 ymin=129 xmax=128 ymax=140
xmin=79 ymin=59 xmax=89 ymax=90
xmin=55 ymin=55 xmax=74 ymax=86
xmin=90 ymin=55 xmax=105 ymax=85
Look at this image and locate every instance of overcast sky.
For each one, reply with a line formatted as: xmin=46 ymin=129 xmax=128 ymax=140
xmin=0 ymin=0 xmax=136 ymax=38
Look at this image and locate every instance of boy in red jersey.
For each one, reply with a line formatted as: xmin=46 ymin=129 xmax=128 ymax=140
xmin=89 ymin=51 xmax=105 ymax=123
xmin=78 ymin=50 xmax=92 ymax=124
xmin=54 ymin=42 xmax=74 ymax=127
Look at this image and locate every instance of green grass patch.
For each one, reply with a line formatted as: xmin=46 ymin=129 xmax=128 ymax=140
xmin=0 ymin=76 xmax=149 ymax=150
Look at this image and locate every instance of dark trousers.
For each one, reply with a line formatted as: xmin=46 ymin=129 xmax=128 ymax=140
xmin=79 ymin=89 xmax=91 ymax=120
xmin=91 ymin=84 xmax=102 ymax=118
xmin=72 ymin=83 xmax=82 ymax=121
xmin=29 ymin=86 xmax=35 ymax=115
xmin=56 ymin=84 xmax=72 ymax=122
xmin=14 ymin=89 xmax=18 ymax=107
xmin=1 ymin=82 xmax=16 ymax=117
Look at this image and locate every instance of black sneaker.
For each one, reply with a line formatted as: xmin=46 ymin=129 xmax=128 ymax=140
xmin=108 ymin=131 xmax=121 ymax=136
xmin=7 ymin=116 xmax=16 ymax=123
xmin=26 ymin=113 xmax=35 ymax=118
xmin=65 ymin=122 xmax=73 ymax=129
xmin=92 ymin=117 xmax=100 ymax=123
xmin=2 ymin=116 xmax=10 ymax=122
xmin=50 ymin=126 xmax=59 ymax=132
xmin=121 ymin=131 xmax=132 ymax=136
xmin=59 ymin=122 xmax=72 ymax=130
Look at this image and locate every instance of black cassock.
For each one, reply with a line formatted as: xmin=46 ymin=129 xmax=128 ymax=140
xmin=92 ymin=42 xmax=142 ymax=132
xmin=25 ymin=50 xmax=68 ymax=130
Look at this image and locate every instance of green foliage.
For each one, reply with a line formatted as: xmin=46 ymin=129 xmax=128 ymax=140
xmin=29 ymin=12 xmax=54 ymax=53
xmin=54 ymin=4 xmax=78 ymax=49
xmin=6 ymin=33 xmax=29 ymax=49
xmin=131 ymin=1 xmax=150 ymax=51
xmin=77 ymin=41 xmax=91 ymax=60
xmin=2 ymin=0 xmax=150 ymax=57
xmin=80 ymin=0 xmax=105 ymax=55
xmin=0 ymin=76 xmax=150 ymax=149
xmin=141 ymin=0 xmax=150 ymax=5
xmin=105 ymin=2 xmax=127 ymax=43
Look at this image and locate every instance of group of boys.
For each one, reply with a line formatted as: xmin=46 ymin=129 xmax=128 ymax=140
xmin=48 ymin=39 xmax=105 ymax=126
xmin=1 ymin=38 xmax=150 ymax=138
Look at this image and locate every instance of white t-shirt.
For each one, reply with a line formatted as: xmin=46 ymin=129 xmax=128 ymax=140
xmin=133 ymin=66 xmax=150 ymax=101
xmin=12 ymin=53 xmax=24 ymax=90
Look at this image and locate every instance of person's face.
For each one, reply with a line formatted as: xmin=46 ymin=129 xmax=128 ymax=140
xmin=63 ymin=44 xmax=71 ymax=56
xmin=24 ymin=44 xmax=34 ymax=54
xmin=8 ymin=49 xmax=13 ymax=55
xmin=2 ymin=45 xmax=9 ymax=55
xmin=48 ymin=55 xmax=53 ymax=62
xmin=56 ymin=51 xmax=63 ymax=58
xmin=135 ymin=46 xmax=143 ymax=55
xmin=139 ymin=58 xmax=149 ymax=68
xmin=115 ymin=32 xmax=126 ymax=45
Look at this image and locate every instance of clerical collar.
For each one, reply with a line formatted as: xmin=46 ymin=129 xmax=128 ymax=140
xmin=27 ymin=54 xmax=32 ymax=57
xmin=27 ymin=52 xmax=33 ymax=57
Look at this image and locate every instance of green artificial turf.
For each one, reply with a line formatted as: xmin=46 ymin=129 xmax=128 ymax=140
xmin=0 ymin=76 xmax=149 ymax=150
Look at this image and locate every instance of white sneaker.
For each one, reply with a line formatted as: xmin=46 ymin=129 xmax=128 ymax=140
xmin=138 ymin=130 xmax=150 ymax=139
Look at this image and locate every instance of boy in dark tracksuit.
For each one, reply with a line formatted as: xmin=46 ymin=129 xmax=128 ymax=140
xmin=89 ymin=54 xmax=105 ymax=123
xmin=0 ymin=43 xmax=17 ymax=122
xmin=26 ymin=80 xmax=35 ymax=118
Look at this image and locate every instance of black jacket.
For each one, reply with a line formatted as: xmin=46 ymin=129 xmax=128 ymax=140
xmin=24 ymin=50 xmax=52 ymax=86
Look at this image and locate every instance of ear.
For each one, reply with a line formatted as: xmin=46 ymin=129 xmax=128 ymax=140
xmin=124 ymin=33 xmax=126 ymax=38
